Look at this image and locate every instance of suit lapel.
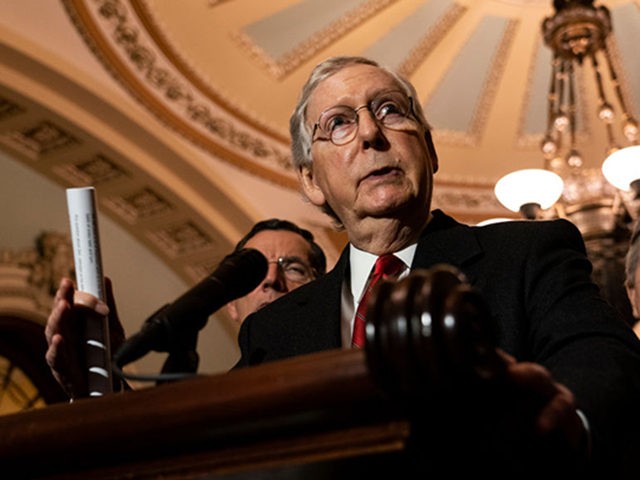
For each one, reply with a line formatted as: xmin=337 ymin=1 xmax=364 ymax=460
xmin=412 ymin=210 xmax=483 ymax=276
xmin=288 ymin=247 xmax=349 ymax=351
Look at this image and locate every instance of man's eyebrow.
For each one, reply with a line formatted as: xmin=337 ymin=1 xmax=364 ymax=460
xmin=279 ymin=255 xmax=307 ymax=263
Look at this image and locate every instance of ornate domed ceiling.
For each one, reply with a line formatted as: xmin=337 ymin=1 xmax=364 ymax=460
xmin=63 ymin=0 xmax=640 ymax=204
xmin=66 ymin=0 xmax=640 ymax=176
xmin=1 ymin=0 xmax=639 ymax=281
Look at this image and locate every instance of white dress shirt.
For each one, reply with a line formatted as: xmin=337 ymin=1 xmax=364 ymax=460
xmin=340 ymin=243 xmax=416 ymax=347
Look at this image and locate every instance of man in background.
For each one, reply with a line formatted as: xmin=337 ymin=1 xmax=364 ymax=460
xmin=226 ymin=218 xmax=326 ymax=326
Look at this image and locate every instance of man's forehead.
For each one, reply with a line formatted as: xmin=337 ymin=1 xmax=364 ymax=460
xmin=310 ymin=64 xmax=400 ymax=107
xmin=245 ymin=229 xmax=310 ymax=256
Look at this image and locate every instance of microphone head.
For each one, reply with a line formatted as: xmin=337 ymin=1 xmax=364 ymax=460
xmin=213 ymin=248 xmax=269 ymax=299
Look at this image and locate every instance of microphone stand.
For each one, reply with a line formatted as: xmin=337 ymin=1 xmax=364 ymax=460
xmin=157 ymin=311 xmax=204 ymax=384
xmin=112 ymin=304 xmax=206 ymax=385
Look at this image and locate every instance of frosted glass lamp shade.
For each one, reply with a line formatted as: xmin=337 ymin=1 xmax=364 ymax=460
xmin=494 ymin=169 xmax=564 ymax=213
xmin=602 ymin=145 xmax=640 ymax=191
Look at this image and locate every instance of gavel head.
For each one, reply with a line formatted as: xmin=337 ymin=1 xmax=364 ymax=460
xmin=364 ymin=264 xmax=504 ymax=403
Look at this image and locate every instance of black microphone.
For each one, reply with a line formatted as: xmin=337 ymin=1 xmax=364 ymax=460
xmin=113 ymin=248 xmax=268 ymax=368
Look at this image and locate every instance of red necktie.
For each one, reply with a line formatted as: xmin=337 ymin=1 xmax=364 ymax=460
xmin=352 ymin=254 xmax=405 ymax=348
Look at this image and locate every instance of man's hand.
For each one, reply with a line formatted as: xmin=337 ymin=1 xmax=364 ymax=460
xmin=44 ymin=277 xmax=125 ymax=399
xmin=498 ymin=350 xmax=589 ymax=459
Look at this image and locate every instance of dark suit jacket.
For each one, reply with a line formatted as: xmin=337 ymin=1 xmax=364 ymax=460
xmin=236 ymin=210 xmax=640 ymax=476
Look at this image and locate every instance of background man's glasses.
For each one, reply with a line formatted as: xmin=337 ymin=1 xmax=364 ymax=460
xmin=268 ymin=256 xmax=316 ymax=283
xmin=311 ymin=90 xmax=415 ymax=147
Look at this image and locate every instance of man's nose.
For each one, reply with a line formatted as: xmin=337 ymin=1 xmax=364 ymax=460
xmin=262 ymin=263 xmax=288 ymax=292
xmin=357 ymin=109 xmax=387 ymax=149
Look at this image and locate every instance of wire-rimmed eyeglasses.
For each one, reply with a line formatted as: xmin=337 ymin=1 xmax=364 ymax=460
xmin=268 ymin=256 xmax=317 ymax=284
xmin=311 ymin=90 xmax=415 ymax=147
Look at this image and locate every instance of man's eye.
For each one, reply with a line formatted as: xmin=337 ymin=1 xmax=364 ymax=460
xmin=324 ymin=114 xmax=352 ymax=132
xmin=377 ymin=101 xmax=403 ymax=118
xmin=285 ymin=264 xmax=307 ymax=275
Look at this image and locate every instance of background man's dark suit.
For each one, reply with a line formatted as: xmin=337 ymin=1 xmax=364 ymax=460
xmin=236 ymin=210 xmax=640 ymax=477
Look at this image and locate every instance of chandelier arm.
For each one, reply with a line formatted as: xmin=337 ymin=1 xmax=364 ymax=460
xmin=601 ymin=43 xmax=632 ymax=122
xmin=543 ymin=54 xmax=563 ymax=162
xmin=547 ymin=55 xmax=560 ymax=137
xmin=590 ymin=51 xmax=618 ymax=152
xmin=590 ymin=51 xmax=608 ymax=107
xmin=557 ymin=59 xmax=567 ymax=124
xmin=552 ymin=58 xmax=569 ymax=156
xmin=567 ymin=60 xmax=578 ymax=159
xmin=601 ymin=42 xmax=639 ymax=145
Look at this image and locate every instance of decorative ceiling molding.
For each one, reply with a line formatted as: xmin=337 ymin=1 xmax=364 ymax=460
xmin=59 ymin=0 xmax=517 ymax=222
xmin=232 ymin=0 xmax=397 ymax=79
xmin=432 ymin=181 xmax=511 ymax=222
xmin=63 ymin=0 xmax=298 ymax=190
xmin=0 ymin=231 xmax=73 ymax=320
xmin=425 ymin=16 xmax=520 ymax=146
xmin=398 ymin=3 xmax=468 ymax=77
xmin=364 ymin=0 xmax=467 ymax=77
xmin=0 ymin=77 xmax=251 ymax=286
xmin=131 ymin=0 xmax=290 ymax=143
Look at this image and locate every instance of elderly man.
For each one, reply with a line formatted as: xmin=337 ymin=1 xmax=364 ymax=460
xmin=45 ymin=218 xmax=325 ymax=397
xmin=234 ymin=56 xmax=640 ymax=478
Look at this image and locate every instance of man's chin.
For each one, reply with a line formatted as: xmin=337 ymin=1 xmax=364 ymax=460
xmin=366 ymin=192 xmax=428 ymax=219
xmin=358 ymin=190 xmax=417 ymax=214
xmin=363 ymin=202 xmax=411 ymax=219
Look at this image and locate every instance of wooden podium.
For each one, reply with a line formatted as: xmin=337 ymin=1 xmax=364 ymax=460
xmin=0 ymin=349 xmax=423 ymax=479
xmin=0 ymin=268 xmax=509 ymax=479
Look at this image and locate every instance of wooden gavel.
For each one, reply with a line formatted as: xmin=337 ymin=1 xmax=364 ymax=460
xmin=364 ymin=263 xmax=507 ymax=403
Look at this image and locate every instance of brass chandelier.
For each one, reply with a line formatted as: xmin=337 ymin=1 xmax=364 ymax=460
xmin=494 ymin=0 xmax=640 ymax=238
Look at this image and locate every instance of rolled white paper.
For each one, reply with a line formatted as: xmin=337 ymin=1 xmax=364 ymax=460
xmin=66 ymin=187 xmax=112 ymax=396
xmin=66 ymin=187 xmax=105 ymax=300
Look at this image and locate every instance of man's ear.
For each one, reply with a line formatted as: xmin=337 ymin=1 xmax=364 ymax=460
xmin=424 ymin=129 xmax=438 ymax=173
xmin=298 ymin=164 xmax=326 ymax=207
xmin=226 ymin=302 xmax=240 ymax=325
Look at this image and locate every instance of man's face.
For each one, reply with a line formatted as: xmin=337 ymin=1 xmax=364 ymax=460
xmin=299 ymin=64 xmax=437 ymax=231
xmin=226 ymin=229 xmax=316 ymax=325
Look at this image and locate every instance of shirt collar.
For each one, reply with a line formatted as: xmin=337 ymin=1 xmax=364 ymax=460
xmin=349 ymin=243 xmax=416 ymax=303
